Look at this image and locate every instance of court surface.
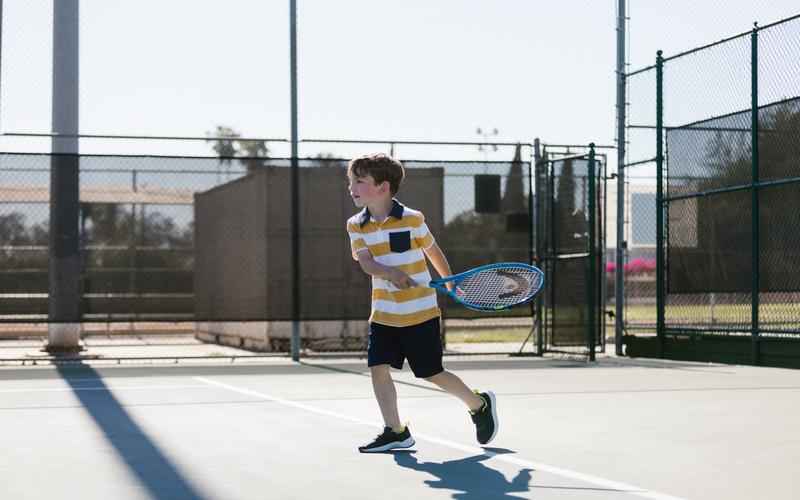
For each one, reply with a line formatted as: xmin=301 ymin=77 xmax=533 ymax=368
xmin=1 ymin=355 xmax=798 ymax=500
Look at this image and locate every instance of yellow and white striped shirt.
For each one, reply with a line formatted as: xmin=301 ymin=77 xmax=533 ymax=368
xmin=347 ymin=200 xmax=440 ymax=327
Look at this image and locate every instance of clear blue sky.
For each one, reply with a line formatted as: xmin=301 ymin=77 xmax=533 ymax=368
xmin=0 ymin=0 xmax=797 ymax=161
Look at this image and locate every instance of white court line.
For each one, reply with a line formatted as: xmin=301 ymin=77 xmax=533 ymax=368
xmin=195 ymin=376 xmax=690 ymax=500
xmin=0 ymin=384 xmax=207 ymax=393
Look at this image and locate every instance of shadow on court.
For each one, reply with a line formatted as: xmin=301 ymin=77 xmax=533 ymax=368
xmin=393 ymin=449 xmax=533 ymax=499
xmin=55 ymin=363 xmax=210 ymax=500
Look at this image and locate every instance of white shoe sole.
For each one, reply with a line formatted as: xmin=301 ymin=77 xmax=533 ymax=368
xmin=359 ymin=436 xmax=415 ymax=453
xmin=484 ymin=391 xmax=499 ymax=444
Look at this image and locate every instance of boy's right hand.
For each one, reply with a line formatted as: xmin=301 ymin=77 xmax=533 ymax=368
xmin=388 ymin=268 xmax=417 ymax=289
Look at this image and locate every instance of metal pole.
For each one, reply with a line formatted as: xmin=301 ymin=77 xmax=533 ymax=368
xmin=587 ymin=144 xmax=597 ymax=362
xmin=614 ymin=0 xmax=626 ymax=356
xmin=751 ymin=24 xmax=760 ymax=365
xmin=655 ymin=51 xmax=665 ymax=358
xmin=547 ymin=149 xmax=555 ymax=350
xmin=289 ymin=0 xmax=301 ymax=361
xmin=48 ymin=0 xmax=81 ymax=353
xmin=533 ymin=138 xmax=544 ymax=356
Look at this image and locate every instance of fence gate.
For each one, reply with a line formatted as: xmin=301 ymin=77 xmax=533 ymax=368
xmin=536 ymin=146 xmax=605 ymax=359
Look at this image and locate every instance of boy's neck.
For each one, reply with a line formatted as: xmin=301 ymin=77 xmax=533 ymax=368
xmin=366 ymin=197 xmax=394 ymax=222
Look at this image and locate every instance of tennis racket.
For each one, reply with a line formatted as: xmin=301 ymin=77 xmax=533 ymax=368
xmin=429 ymin=262 xmax=544 ymax=312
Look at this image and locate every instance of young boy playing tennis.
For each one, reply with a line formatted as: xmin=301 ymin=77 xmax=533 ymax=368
xmin=345 ymin=153 xmax=498 ymax=453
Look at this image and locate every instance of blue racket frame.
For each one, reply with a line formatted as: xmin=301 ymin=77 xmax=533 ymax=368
xmin=428 ymin=262 xmax=545 ymax=312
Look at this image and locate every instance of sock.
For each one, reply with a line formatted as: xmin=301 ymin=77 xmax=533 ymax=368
xmin=470 ymin=394 xmax=486 ymax=414
xmin=392 ymin=424 xmax=406 ymax=434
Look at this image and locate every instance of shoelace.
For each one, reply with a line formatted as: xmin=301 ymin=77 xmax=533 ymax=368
xmin=374 ymin=428 xmax=394 ymax=440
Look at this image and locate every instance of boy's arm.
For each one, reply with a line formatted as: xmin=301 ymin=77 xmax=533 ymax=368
xmin=355 ymin=250 xmax=417 ymax=289
xmin=423 ymin=242 xmax=453 ymax=289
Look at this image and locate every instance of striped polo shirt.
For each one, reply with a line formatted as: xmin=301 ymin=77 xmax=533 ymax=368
xmin=346 ymin=199 xmax=440 ymax=327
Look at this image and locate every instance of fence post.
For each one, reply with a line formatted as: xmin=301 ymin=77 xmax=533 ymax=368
xmin=614 ymin=0 xmax=627 ymax=357
xmin=47 ymin=0 xmax=82 ymax=353
xmin=587 ymin=144 xmax=597 ymax=362
xmin=533 ymin=138 xmax=544 ymax=356
xmin=655 ymin=51 xmax=665 ymax=358
xmin=751 ymin=24 xmax=760 ymax=365
xmin=289 ymin=0 xmax=301 ymax=361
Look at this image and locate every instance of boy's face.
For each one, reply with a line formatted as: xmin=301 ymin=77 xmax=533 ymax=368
xmin=348 ymin=174 xmax=389 ymax=208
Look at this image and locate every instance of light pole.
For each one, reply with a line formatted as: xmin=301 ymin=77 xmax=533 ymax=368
xmin=290 ymin=0 xmax=300 ymax=361
xmin=476 ymin=127 xmax=499 ymax=162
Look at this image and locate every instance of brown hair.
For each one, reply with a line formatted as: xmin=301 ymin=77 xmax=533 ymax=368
xmin=347 ymin=153 xmax=405 ymax=195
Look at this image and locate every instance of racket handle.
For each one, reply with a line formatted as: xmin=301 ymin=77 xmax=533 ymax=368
xmin=428 ymin=279 xmax=447 ymax=291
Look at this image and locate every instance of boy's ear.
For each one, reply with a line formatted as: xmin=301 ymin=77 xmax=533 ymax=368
xmin=378 ymin=180 xmax=391 ymax=193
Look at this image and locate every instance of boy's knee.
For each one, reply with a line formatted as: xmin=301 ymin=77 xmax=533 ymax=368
xmin=370 ymin=364 xmax=392 ymax=380
xmin=424 ymin=370 xmax=446 ymax=383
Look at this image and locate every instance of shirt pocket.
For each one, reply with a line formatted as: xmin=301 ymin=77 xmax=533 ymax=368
xmin=389 ymin=230 xmax=412 ymax=253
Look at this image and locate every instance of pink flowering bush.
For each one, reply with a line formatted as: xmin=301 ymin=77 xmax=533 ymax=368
xmin=605 ymin=258 xmax=656 ymax=274
xmin=624 ymin=257 xmax=656 ymax=274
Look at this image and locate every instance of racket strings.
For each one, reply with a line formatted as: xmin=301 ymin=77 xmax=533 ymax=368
xmin=457 ymin=266 xmax=542 ymax=308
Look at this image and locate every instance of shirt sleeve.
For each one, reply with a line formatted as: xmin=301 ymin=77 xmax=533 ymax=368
xmin=412 ymin=214 xmax=436 ymax=250
xmin=347 ymin=222 xmax=369 ymax=261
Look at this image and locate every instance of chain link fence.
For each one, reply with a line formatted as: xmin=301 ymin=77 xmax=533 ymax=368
xmin=0 ymin=147 xmax=535 ymax=355
xmin=622 ymin=62 xmax=659 ymax=335
xmin=624 ymin=15 xmax=800 ymax=367
xmin=537 ymin=147 xmax=606 ymax=359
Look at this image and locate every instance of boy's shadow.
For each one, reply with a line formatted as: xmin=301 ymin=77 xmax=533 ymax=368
xmin=393 ymin=450 xmax=532 ymax=500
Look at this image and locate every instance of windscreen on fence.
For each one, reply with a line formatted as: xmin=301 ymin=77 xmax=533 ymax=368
xmin=542 ymin=156 xmax=604 ymax=349
xmin=0 ymin=154 xmax=532 ymax=323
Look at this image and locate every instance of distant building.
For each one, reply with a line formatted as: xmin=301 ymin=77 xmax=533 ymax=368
xmin=604 ymin=182 xmax=657 ymax=256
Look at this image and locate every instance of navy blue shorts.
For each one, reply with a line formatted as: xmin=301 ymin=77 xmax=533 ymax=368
xmin=367 ymin=317 xmax=444 ymax=378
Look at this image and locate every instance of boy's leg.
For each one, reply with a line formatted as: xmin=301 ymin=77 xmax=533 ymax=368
xmin=370 ymin=364 xmax=402 ymax=430
xmin=403 ymin=317 xmax=499 ymax=445
xmin=401 ymin=317 xmax=483 ymax=411
xmin=359 ymin=363 xmax=415 ymax=453
xmin=426 ymin=370 xmax=499 ymax=445
xmin=425 ymin=370 xmax=483 ymax=412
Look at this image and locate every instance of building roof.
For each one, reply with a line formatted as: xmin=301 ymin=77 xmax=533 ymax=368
xmin=1 ymin=185 xmax=194 ymax=205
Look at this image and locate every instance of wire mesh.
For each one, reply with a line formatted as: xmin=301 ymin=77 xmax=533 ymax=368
xmin=624 ymin=16 xmax=800 ymax=360
xmin=541 ymin=155 xmax=605 ymax=351
xmin=622 ymin=69 xmax=659 ymax=333
xmin=757 ymin=20 xmax=800 ymax=336
xmin=0 ymin=151 xmax=534 ymax=353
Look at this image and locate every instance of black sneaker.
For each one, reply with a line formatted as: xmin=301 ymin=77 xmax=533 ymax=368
xmin=358 ymin=426 xmax=415 ymax=453
xmin=470 ymin=391 xmax=498 ymax=445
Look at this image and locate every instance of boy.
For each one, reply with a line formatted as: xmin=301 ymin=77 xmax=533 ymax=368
xmin=345 ymin=153 xmax=498 ymax=453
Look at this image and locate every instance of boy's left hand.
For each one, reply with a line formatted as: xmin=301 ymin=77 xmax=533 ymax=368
xmin=389 ymin=268 xmax=417 ymax=289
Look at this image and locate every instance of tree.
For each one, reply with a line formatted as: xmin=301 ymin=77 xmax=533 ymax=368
xmin=0 ymin=213 xmax=49 ymax=286
xmin=314 ymin=152 xmax=343 ymax=168
xmin=81 ymin=203 xmax=130 ymax=245
xmin=670 ymin=99 xmax=800 ymax=292
xmin=554 ymin=158 xmax=586 ymax=254
xmin=206 ymin=125 xmax=271 ymax=174
xmin=0 ymin=213 xmax=29 ymax=245
xmin=207 ymin=125 xmax=240 ymax=163
xmin=501 ymin=144 xmax=526 ymax=213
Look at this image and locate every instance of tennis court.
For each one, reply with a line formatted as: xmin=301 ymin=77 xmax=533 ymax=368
xmin=2 ymin=353 xmax=798 ymax=500
xmin=2 ymin=4 xmax=800 ymax=500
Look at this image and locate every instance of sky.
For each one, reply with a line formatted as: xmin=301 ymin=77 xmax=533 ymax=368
xmin=1 ymin=0 xmax=798 ymax=162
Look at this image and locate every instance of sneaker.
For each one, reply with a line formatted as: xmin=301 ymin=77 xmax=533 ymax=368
xmin=358 ymin=426 xmax=415 ymax=453
xmin=470 ymin=391 xmax=498 ymax=445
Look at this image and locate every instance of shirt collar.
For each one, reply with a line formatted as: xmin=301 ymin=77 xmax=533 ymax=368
xmin=360 ymin=199 xmax=404 ymax=227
